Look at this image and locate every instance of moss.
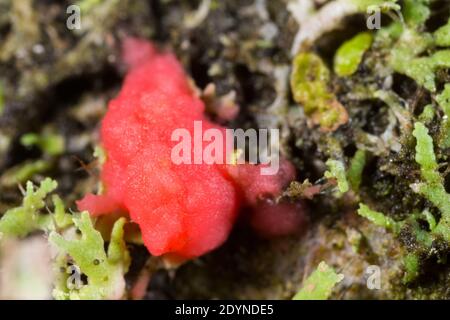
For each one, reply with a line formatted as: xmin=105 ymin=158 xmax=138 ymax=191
xmin=292 ymin=261 xmax=344 ymax=300
xmin=334 ymin=32 xmax=373 ymax=77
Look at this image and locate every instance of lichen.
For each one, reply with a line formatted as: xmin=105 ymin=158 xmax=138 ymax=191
xmin=290 ymin=52 xmax=348 ymax=131
xmin=357 ymin=121 xmax=450 ymax=282
xmin=325 ymin=159 xmax=349 ymax=194
xmin=0 ymin=178 xmax=57 ymax=238
xmin=357 ymin=204 xmax=400 ymax=233
xmin=436 ymin=84 xmax=450 ymax=148
xmin=0 ymin=160 xmax=52 ymax=187
xmin=21 ymin=130 xmax=65 ymax=156
xmin=0 ymin=83 xmax=4 ymax=116
xmin=434 ymin=19 xmax=450 ymax=47
xmin=403 ymin=0 xmax=430 ymax=27
xmin=412 ymin=122 xmax=450 ymax=242
xmin=347 ymin=150 xmax=366 ymax=192
xmin=334 ymin=32 xmax=373 ymax=77
xmin=293 ymin=261 xmax=344 ymax=300
xmin=50 ymin=213 xmax=130 ymax=300
xmin=0 ymin=177 xmax=129 ymax=300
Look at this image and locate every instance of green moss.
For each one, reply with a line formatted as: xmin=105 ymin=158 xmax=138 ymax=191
xmin=50 ymin=213 xmax=130 ymax=300
xmin=334 ymin=32 xmax=373 ymax=77
xmin=293 ymin=261 xmax=344 ymax=300
xmin=291 ymin=53 xmax=348 ymax=131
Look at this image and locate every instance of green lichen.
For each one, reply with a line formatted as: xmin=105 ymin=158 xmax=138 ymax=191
xmin=293 ymin=261 xmax=344 ymax=300
xmin=352 ymin=0 xmax=399 ymax=12
xmin=347 ymin=150 xmax=366 ymax=192
xmin=325 ymin=159 xmax=349 ymax=194
xmin=0 ymin=160 xmax=52 ymax=187
xmin=21 ymin=131 xmax=65 ymax=156
xmin=390 ymin=26 xmax=450 ymax=92
xmin=0 ymin=130 xmax=65 ymax=186
xmin=434 ymin=19 xmax=450 ymax=47
xmin=356 ymin=122 xmax=450 ymax=283
xmin=77 ymin=0 xmax=103 ymax=13
xmin=422 ymin=209 xmax=436 ymax=231
xmin=357 ymin=203 xmax=401 ymax=233
xmin=407 ymin=50 xmax=450 ymax=92
xmin=52 ymin=195 xmax=75 ymax=230
xmin=0 ymin=175 xmax=128 ymax=300
xmin=403 ymin=253 xmax=420 ymax=283
xmin=403 ymin=0 xmax=430 ymax=28
xmin=50 ymin=213 xmax=130 ymax=300
xmin=0 ymin=178 xmax=57 ymax=238
xmin=334 ymin=32 xmax=373 ymax=77
xmin=418 ymin=104 xmax=434 ymax=124
xmin=436 ymin=84 xmax=450 ymax=148
xmin=412 ymin=122 xmax=450 ymax=241
xmin=0 ymin=82 xmax=4 ymax=115
xmin=290 ymin=53 xmax=348 ymax=131
xmin=94 ymin=145 xmax=107 ymax=165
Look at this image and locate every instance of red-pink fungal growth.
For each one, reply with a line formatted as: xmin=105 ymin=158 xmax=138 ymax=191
xmin=225 ymin=159 xmax=296 ymax=206
xmin=250 ymin=201 xmax=307 ymax=238
xmin=77 ymin=38 xmax=303 ymax=260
